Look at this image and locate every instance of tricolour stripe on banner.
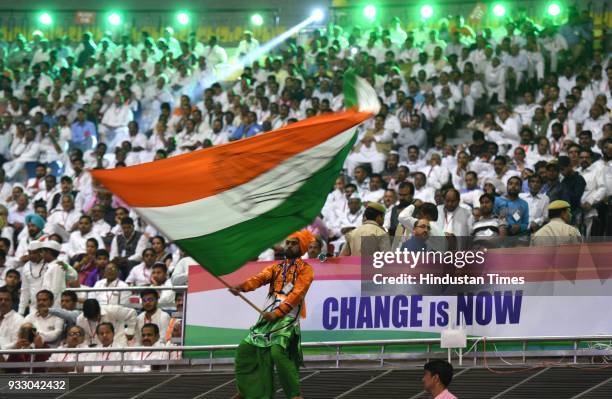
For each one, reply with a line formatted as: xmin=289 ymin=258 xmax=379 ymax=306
xmin=91 ymin=110 xmax=371 ymax=207
xmin=135 ymin=128 xmax=356 ymax=240
xmin=187 ymin=257 xmax=362 ymax=293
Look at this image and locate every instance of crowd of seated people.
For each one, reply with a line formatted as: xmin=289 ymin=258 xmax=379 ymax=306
xmin=0 ymin=5 xmax=608 ymax=370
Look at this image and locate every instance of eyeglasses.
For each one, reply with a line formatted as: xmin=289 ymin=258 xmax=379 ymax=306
xmin=415 ymin=224 xmax=430 ymax=230
xmin=142 ymin=297 xmax=156 ymax=303
xmin=68 ymin=332 xmax=82 ymax=337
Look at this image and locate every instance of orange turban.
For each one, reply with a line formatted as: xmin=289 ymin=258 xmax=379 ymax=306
xmin=287 ymin=230 xmax=316 ymax=255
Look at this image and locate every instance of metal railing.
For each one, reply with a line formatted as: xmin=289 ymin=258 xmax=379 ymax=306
xmin=2 ymin=335 xmax=612 ymax=374
xmin=65 ymin=286 xmax=188 ymax=292
xmin=63 ymin=285 xmax=188 ymax=343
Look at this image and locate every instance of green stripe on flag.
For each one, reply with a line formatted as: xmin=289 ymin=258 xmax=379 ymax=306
xmin=343 ymin=69 xmax=358 ymax=109
xmin=176 ymin=132 xmax=357 ymax=276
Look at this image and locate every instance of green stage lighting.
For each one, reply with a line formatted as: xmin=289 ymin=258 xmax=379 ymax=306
xmin=177 ymin=12 xmax=190 ymax=26
xmin=108 ymin=13 xmax=121 ymax=26
xmin=493 ymin=4 xmax=507 ymax=17
xmin=38 ymin=12 xmax=52 ymax=26
xmin=364 ymin=5 xmax=377 ymax=20
xmin=251 ymin=13 xmax=263 ymax=26
xmin=420 ymin=5 xmax=434 ymax=20
xmin=547 ymin=3 xmax=561 ymax=16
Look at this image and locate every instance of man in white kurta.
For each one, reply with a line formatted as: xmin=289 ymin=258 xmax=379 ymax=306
xmin=77 ymin=299 xmax=137 ymax=347
xmin=18 ymin=240 xmax=46 ymax=315
xmin=65 ymin=216 xmax=104 ymax=259
xmin=134 ymin=290 xmax=171 ymax=344
xmin=24 ymin=289 xmax=64 ymax=347
xmin=99 ymin=94 xmax=134 ymax=151
xmin=40 ymin=240 xmax=70 ymax=308
xmin=90 ymin=263 xmax=130 ymax=306
xmin=84 ymin=322 xmax=123 ymax=373
xmin=127 ymin=323 xmax=168 ymax=372
xmin=0 ymin=287 xmax=24 ymax=350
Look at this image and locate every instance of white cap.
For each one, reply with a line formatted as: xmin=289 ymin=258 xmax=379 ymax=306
xmin=28 ymin=241 xmax=42 ymax=251
xmin=349 ymin=192 xmax=361 ymax=201
xmin=41 ymin=240 xmax=61 ymax=252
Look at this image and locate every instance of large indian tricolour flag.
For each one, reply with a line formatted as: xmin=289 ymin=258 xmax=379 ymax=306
xmin=91 ymin=73 xmax=379 ymax=276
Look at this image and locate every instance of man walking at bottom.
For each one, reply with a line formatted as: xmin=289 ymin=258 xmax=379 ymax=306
xmin=422 ymin=359 xmax=458 ymax=398
xmin=230 ymin=230 xmax=315 ymax=399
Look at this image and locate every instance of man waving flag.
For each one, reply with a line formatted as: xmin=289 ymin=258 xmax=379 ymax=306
xmin=90 ymin=71 xmax=379 ymax=277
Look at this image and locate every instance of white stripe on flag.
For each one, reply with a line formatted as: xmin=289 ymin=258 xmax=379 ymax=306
xmin=136 ymin=128 xmax=356 ymax=240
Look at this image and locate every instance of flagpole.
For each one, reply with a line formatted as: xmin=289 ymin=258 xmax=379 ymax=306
xmin=211 ymin=274 xmax=264 ymax=315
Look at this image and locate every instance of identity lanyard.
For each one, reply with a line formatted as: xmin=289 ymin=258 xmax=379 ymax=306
xmin=100 ymin=351 xmax=111 ymax=372
xmin=87 ymin=320 xmax=99 ymax=344
xmin=280 ymin=260 xmax=298 ymax=289
xmin=105 ymin=280 xmax=118 ymax=304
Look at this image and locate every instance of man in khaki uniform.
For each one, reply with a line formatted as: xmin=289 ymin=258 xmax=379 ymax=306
xmin=531 ymin=200 xmax=582 ymax=246
xmin=341 ymin=203 xmax=390 ymax=256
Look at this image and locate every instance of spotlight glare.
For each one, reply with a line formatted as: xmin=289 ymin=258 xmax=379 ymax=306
xmin=420 ymin=5 xmax=434 ymax=19
xmin=39 ymin=12 xmax=52 ymax=26
xmin=177 ymin=12 xmax=190 ymax=26
xmin=311 ymin=8 xmax=324 ymax=22
xmin=108 ymin=13 xmax=121 ymax=26
xmin=251 ymin=13 xmax=264 ymax=26
xmin=364 ymin=5 xmax=377 ymax=20
xmin=548 ymin=3 xmax=561 ymax=16
xmin=493 ymin=4 xmax=507 ymax=17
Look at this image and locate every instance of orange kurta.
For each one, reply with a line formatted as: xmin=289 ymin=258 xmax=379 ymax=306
xmin=239 ymin=259 xmax=314 ymax=318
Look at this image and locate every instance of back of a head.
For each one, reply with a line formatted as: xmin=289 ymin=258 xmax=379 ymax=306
xmin=424 ymin=359 xmax=454 ymax=388
xmin=364 ymin=207 xmax=383 ymax=221
xmin=420 ymin=202 xmax=439 ymax=222
xmin=83 ymin=298 xmax=101 ymax=319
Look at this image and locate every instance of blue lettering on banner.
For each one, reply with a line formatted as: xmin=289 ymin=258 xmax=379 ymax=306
xmin=340 ymin=297 xmax=356 ymax=329
xmin=322 ymin=297 xmax=338 ymax=330
xmin=495 ymin=291 xmax=522 ymax=324
xmin=321 ymin=291 xmax=522 ymax=331
xmin=374 ymin=296 xmax=390 ymax=328
xmin=457 ymin=293 xmax=473 ymax=325
xmin=411 ymin=295 xmax=423 ymax=327
xmin=392 ymin=295 xmax=409 ymax=328
xmin=457 ymin=291 xmax=522 ymax=326
xmin=475 ymin=292 xmax=493 ymax=325
xmin=356 ymin=297 xmax=373 ymax=329
xmin=436 ymin=301 xmax=449 ymax=326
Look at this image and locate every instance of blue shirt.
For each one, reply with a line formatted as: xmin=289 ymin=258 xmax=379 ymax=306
xmin=494 ymin=196 xmax=529 ymax=234
xmin=230 ymin=123 xmax=262 ymax=141
xmin=43 ymin=115 xmax=57 ymax=128
xmin=70 ymin=120 xmax=97 ymax=143
xmin=401 ymin=236 xmax=427 ymax=251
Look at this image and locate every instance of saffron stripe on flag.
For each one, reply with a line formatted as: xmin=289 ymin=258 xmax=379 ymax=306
xmin=91 ymin=110 xmax=371 ymax=207
xmin=134 ymin=128 xmax=356 ymax=240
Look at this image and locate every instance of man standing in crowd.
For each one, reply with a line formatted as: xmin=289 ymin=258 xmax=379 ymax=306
xmin=76 ymin=298 xmax=137 ymax=347
xmin=230 ymin=231 xmax=315 ymax=399
xmin=532 ymin=200 xmax=582 ymax=246
xmin=341 ymin=203 xmax=390 ymax=256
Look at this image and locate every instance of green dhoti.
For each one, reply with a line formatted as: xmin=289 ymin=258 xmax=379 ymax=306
xmin=235 ymin=315 xmax=302 ymax=399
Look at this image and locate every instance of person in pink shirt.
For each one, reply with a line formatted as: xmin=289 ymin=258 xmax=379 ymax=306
xmin=422 ymin=360 xmax=458 ymax=399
